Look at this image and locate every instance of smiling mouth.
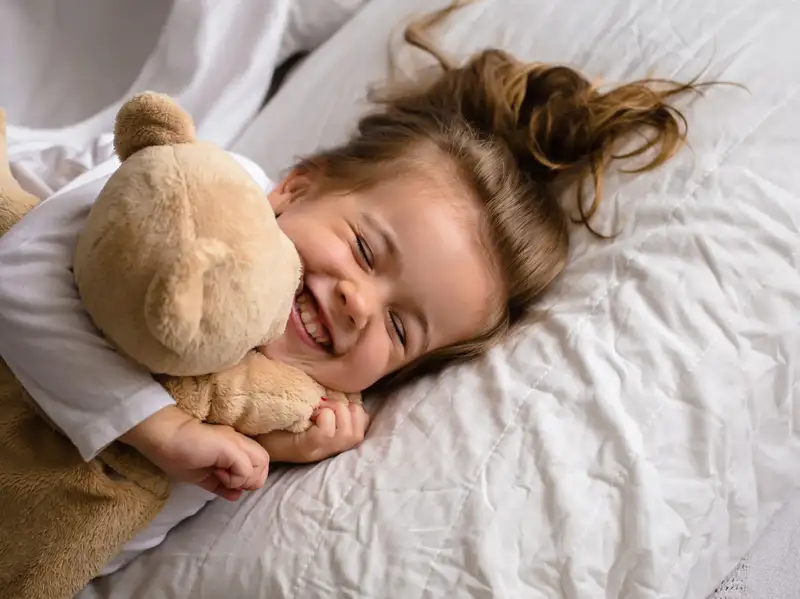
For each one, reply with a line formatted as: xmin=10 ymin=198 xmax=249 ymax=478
xmin=295 ymin=287 xmax=333 ymax=351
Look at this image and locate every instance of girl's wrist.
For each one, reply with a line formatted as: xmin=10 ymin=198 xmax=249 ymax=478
xmin=119 ymin=405 xmax=192 ymax=458
xmin=256 ymin=431 xmax=310 ymax=464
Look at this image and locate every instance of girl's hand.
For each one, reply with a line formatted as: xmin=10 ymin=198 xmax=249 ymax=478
xmin=120 ymin=405 xmax=270 ymax=501
xmin=257 ymin=401 xmax=369 ymax=464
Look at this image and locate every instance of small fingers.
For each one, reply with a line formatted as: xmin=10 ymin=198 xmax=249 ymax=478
xmin=197 ymin=473 xmax=221 ymax=494
xmin=198 ymin=474 xmax=243 ymax=502
xmin=332 ymin=401 xmax=353 ymax=438
xmin=241 ymin=436 xmax=270 ymax=490
xmin=215 ymin=487 xmax=243 ymax=501
xmin=312 ymin=407 xmax=337 ymax=437
xmin=214 ymin=468 xmax=232 ymax=488
xmin=221 ymin=450 xmax=252 ymax=490
xmin=351 ymin=403 xmax=369 ymax=441
xmin=256 ymin=460 xmax=269 ymax=488
xmin=223 ymin=436 xmax=268 ymax=491
xmin=331 ymin=403 xmax=367 ymax=452
xmin=303 ymin=403 xmax=369 ymax=461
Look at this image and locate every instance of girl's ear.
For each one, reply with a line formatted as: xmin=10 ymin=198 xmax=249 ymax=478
xmin=268 ymin=168 xmax=316 ymax=214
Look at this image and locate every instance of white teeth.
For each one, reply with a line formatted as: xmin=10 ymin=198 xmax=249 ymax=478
xmin=297 ymin=288 xmax=331 ymax=348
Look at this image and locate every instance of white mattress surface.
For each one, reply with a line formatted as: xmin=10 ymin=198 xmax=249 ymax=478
xmin=65 ymin=0 xmax=800 ymax=597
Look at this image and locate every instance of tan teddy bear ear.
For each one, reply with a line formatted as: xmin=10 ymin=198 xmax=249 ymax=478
xmin=144 ymin=237 xmax=233 ymax=358
xmin=114 ymin=92 xmax=196 ymax=161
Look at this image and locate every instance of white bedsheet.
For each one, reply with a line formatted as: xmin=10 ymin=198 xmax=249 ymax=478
xmin=32 ymin=0 xmax=800 ymax=597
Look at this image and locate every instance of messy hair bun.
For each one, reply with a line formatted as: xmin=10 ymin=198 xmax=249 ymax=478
xmin=400 ymin=4 xmax=704 ymax=235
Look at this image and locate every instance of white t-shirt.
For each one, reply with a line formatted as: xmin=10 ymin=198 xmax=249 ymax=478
xmin=0 ymin=152 xmax=274 ymax=575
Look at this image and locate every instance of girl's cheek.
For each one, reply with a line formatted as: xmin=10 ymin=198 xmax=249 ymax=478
xmin=302 ymin=233 xmax=348 ymax=273
xmin=351 ymin=338 xmax=393 ymax=385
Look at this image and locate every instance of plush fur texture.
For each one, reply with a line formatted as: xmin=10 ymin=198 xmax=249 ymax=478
xmin=0 ymin=109 xmax=38 ymax=235
xmin=0 ymin=94 xmax=356 ymax=599
xmin=74 ymin=93 xmax=303 ymax=376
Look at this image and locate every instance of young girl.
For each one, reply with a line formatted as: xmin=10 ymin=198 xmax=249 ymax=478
xmin=0 ymin=6 xmax=703 ymax=576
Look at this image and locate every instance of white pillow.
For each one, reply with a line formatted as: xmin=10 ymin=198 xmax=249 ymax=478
xmin=82 ymin=0 xmax=800 ymax=598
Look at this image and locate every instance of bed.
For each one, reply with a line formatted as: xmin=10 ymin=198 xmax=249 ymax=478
xmin=2 ymin=0 xmax=799 ymax=597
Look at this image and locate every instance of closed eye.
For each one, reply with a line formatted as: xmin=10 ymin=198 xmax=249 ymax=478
xmin=390 ymin=311 xmax=406 ymax=347
xmin=354 ymin=231 xmax=374 ymax=269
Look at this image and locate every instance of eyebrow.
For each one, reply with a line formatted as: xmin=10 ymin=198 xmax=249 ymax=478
xmin=361 ymin=212 xmax=431 ymax=354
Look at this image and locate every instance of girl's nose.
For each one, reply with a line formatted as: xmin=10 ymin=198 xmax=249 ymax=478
xmin=336 ymin=279 xmax=371 ymax=330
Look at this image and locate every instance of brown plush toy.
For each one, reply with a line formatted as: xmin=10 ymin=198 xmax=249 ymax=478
xmin=0 ymin=94 xmax=358 ymax=599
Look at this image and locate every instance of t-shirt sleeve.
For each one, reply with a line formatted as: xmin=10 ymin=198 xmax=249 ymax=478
xmin=0 ymin=165 xmax=174 ymax=461
xmin=228 ymin=151 xmax=274 ymax=192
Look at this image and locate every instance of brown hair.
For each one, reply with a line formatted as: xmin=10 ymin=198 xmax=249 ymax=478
xmin=297 ymin=1 xmax=707 ymax=392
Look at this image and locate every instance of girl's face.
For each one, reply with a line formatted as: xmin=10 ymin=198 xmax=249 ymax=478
xmin=261 ymin=166 xmax=501 ymax=393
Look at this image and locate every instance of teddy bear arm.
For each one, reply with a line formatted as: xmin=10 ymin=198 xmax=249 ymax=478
xmin=157 ymin=374 xmax=214 ymax=422
xmin=201 ymin=351 xmax=323 ymax=436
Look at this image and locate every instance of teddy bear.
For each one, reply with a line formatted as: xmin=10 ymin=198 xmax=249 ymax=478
xmin=0 ymin=94 xmax=357 ymax=599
